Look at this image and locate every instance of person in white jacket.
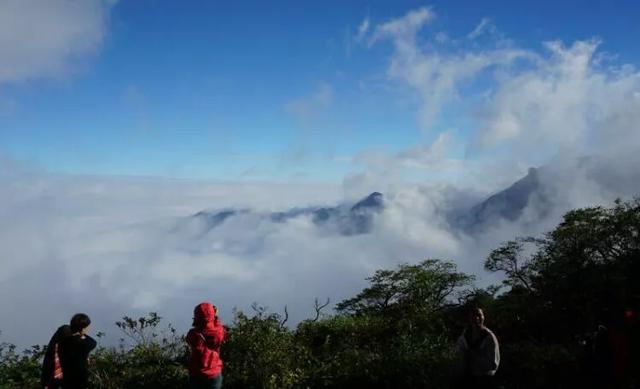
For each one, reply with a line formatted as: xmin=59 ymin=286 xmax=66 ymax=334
xmin=454 ymin=306 xmax=500 ymax=389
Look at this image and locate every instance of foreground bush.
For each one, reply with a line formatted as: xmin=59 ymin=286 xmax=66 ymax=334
xmin=0 ymin=342 xmax=43 ymax=389
xmin=222 ymin=305 xmax=308 ymax=389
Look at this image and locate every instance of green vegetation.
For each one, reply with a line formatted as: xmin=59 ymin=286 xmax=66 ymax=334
xmin=1 ymin=198 xmax=639 ymax=388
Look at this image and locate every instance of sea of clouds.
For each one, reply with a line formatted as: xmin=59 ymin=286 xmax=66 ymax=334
xmin=1 ymin=3 xmax=639 ymax=347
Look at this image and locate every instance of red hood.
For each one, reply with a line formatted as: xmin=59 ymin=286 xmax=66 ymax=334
xmin=194 ymin=302 xmax=216 ymax=328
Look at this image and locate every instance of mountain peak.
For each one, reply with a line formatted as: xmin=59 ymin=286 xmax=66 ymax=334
xmin=452 ymin=167 xmax=546 ymax=232
xmin=351 ymin=192 xmax=384 ymax=212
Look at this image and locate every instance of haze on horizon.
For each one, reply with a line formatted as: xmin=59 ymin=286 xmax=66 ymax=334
xmin=1 ymin=0 xmax=639 ymax=348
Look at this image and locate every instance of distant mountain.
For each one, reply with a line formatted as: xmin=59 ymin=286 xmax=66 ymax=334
xmin=191 ymin=192 xmax=385 ymax=236
xmin=451 ymin=167 xmax=552 ymax=233
xmin=189 ymin=167 xmax=561 ymax=238
xmin=192 ymin=209 xmax=244 ymax=229
xmin=344 ymin=192 xmax=384 ymax=235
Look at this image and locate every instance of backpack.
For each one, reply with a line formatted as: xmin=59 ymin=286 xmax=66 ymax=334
xmin=42 ymin=325 xmax=70 ymax=388
xmin=52 ymin=342 xmax=63 ymax=380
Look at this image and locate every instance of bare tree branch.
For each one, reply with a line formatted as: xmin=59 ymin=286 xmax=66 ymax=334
xmin=312 ymin=298 xmax=331 ymax=322
xmin=279 ymin=305 xmax=289 ymax=327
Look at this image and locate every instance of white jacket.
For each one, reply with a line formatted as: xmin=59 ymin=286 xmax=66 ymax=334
xmin=456 ymin=327 xmax=500 ymax=376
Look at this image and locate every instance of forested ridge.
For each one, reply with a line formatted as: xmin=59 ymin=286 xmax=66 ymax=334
xmin=2 ymin=197 xmax=639 ymax=388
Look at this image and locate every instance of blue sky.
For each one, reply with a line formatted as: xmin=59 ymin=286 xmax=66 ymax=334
xmin=1 ymin=0 xmax=639 ymax=182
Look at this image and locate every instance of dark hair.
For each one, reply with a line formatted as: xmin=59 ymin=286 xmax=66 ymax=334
xmin=70 ymin=313 xmax=91 ymax=333
xmin=467 ymin=304 xmax=483 ymax=314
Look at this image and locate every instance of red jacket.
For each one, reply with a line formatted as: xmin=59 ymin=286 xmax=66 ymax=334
xmin=186 ymin=302 xmax=226 ymax=378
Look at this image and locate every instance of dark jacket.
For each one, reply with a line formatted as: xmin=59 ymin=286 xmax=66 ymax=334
xmin=58 ymin=333 xmax=97 ymax=389
xmin=186 ymin=302 xmax=226 ymax=378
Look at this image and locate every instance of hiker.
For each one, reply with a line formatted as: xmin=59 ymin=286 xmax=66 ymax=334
xmin=41 ymin=313 xmax=97 ymax=389
xmin=454 ymin=306 xmax=500 ymax=389
xmin=186 ymin=302 xmax=226 ymax=389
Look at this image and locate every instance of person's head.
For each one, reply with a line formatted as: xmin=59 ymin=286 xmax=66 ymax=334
xmin=192 ymin=302 xmax=217 ymax=328
xmin=70 ymin=313 xmax=91 ymax=334
xmin=467 ymin=306 xmax=485 ymax=328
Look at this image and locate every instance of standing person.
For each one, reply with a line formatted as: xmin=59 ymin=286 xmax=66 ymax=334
xmin=454 ymin=306 xmax=500 ymax=389
xmin=42 ymin=313 xmax=97 ymax=389
xmin=58 ymin=313 xmax=97 ymax=389
xmin=186 ymin=302 xmax=226 ymax=389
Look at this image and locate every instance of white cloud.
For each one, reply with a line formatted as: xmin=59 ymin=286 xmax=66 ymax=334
xmin=472 ymin=38 xmax=640 ymax=169
xmin=467 ymin=17 xmax=495 ymax=40
xmin=434 ymin=32 xmax=449 ymax=44
xmin=355 ymin=17 xmax=370 ymax=42
xmin=396 ymin=132 xmax=454 ymax=169
xmin=284 ymin=82 xmax=334 ymax=126
xmin=347 ymin=131 xmax=467 ymax=194
xmin=360 ymin=8 xmax=639 ymax=191
xmin=0 ymin=166 xmax=474 ymax=347
xmin=0 ymin=0 xmax=115 ymax=85
xmin=369 ymin=7 xmax=434 ymax=46
xmin=2 ymin=148 xmax=640 ymax=350
xmin=0 ymin=169 xmax=349 ymax=346
xmin=369 ymin=8 xmax=531 ymax=134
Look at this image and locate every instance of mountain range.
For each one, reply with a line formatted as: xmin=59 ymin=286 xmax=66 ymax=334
xmin=191 ymin=192 xmax=385 ymax=236
xmin=188 ymin=167 xmax=549 ymax=236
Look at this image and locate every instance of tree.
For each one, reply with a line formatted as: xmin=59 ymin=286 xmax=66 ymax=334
xmin=483 ymin=197 xmax=640 ymax=387
xmin=485 ymin=237 xmax=539 ymax=292
xmin=336 ymin=259 xmax=474 ymax=318
xmin=222 ymin=304 xmax=306 ymax=389
xmin=302 ymin=259 xmax=472 ymax=389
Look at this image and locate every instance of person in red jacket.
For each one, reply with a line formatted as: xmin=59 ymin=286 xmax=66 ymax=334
xmin=186 ymin=302 xmax=226 ymax=389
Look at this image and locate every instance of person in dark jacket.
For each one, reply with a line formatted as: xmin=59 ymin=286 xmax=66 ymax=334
xmin=186 ymin=302 xmax=226 ymax=389
xmin=60 ymin=313 xmax=97 ymax=389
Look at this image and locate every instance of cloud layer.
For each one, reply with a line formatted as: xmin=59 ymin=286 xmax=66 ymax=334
xmin=0 ymin=0 xmax=114 ymax=85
